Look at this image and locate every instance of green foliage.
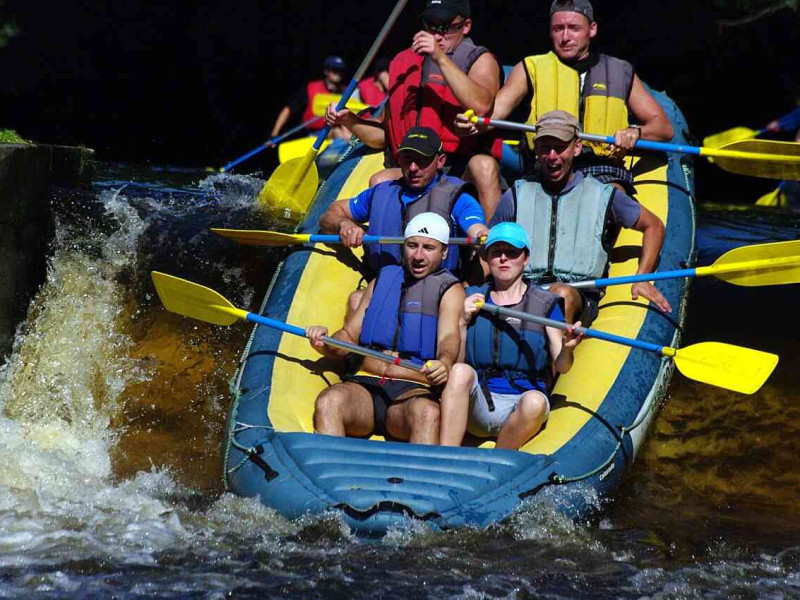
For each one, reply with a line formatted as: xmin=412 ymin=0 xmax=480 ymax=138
xmin=0 ymin=129 xmax=30 ymax=144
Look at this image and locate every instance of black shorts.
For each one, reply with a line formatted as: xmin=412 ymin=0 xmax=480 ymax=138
xmin=342 ymin=374 xmax=435 ymax=437
xmin=577 ymin=288 xmax=601 ymax=326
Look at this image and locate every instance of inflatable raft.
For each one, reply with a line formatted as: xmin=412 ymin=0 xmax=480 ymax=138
xmin=223 ymin=91 xmax=696 ymax=536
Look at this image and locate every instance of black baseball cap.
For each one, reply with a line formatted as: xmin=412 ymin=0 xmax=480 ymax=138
xmin=550 ymin=0 xmax=594 ymax=22
xmin=422 ymin=0 xmax=471 ymax=23
xmin=398 ymin=127 xmax=443 ymax=157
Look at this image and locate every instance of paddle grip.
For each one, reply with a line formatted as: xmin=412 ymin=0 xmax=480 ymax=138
xmin=478 ymin=304 xmax=665 ymax=354
xmin=244 ymin=312 xmax=424 ymax=372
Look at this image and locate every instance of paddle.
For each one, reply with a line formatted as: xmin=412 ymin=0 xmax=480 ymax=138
xmin=311 ymin=93 xmax=369 ymax=118
xmin=756 ymin=181 xmax=787 ymax=207
xmin=151 ymin=272 xmax=425 ymax=372
xmin=465 ymin=112 xmax=800 ymax=181
xmin=557 ymin=240 xmax=800 ymax=290
xmin=476 ymin=303 xmax=777 ymax=394
xmin=703 ymin=107 xmax=800 ymax=149
xmin=210 ymin=228 xmax=483 ymax=247
xmin=258 ymin=0 xmax=409 ymax=222
xmin=219 ymin=116 xmax=323 ymax=173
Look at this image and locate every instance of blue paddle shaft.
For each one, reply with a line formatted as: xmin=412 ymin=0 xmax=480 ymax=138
xmin=312 ymin=0 xmax=408 ymax=152
xmin=566 ymin=267 xmax=698 ymax=289
xmin=482 ymin=118 xmax=703 ymax=156
xmin=479 ymin=304 xmax=665 ymax=355
xmin=306 ymin=235 xmax=476 ymax=245
xmin=221 ymin=116 xmax=323 ymax=172
xmin=244 ymin=312 xmax=424 ymax=372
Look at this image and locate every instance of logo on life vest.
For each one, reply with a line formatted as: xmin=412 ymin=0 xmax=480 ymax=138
xmin=592 ymin=83 xmax=608 ymax=91
xmin=406 ymin=301 xmax=422 ymax=307
xmin=504 ymin=317 xmax=522 ymax=326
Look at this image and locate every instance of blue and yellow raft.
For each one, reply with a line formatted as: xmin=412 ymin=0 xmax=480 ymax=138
xmin=223 ymin=91 xmax=696 ymax=535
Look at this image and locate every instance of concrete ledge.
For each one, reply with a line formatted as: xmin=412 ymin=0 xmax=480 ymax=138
xmin=0 ymin=143 xmax=94 ymax=358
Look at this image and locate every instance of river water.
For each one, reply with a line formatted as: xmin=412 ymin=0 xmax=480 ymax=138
xmin=0 ymin=164 xmax=799 ymax=599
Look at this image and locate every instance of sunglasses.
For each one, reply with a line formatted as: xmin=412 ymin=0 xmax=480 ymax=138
xmin=487 ymin=246 xmax=525 ymax=260
xmin=422 ymin=19 xmax=467 ymax=35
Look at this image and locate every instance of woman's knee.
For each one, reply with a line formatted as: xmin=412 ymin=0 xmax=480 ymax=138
xmin=466 ymin=154 xmax=499 ymax=183
xmin=449 ymin=363 xmax=476 ymax=387
xmin=518 ymin=392 xmax=548 ymax=420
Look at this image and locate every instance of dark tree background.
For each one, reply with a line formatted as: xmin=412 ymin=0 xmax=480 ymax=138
xmin=0 ymin=1 xmax=797 ymax=201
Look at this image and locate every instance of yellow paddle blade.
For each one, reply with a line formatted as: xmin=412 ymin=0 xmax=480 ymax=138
xmin=311 ymin=93 xmax=369 ymax=117
xmin=211 ymin=228 xmax=310 ymax=246
xmin=277 ymin=136 xmax=332 ymax=164
xmin=711 ymin=139 xmax=800 ymax=180
xmin=755 ymin=186 xmax=788 ymax=207
xmin=151 ymin=272 xmax=247 ymax=327
xmin=702 ymin=240 xmax=800 ymax=286
xmin=673 ymin=342 xmax=778 ymax=394
xmin=258 ymin=150 xmax=319 ymax=221
xmin=703 ymin=126 xmax=758 ymax=149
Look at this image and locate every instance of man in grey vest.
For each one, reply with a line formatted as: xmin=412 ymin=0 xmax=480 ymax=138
xmin=490 ymin=110 xmax=671 ymax=324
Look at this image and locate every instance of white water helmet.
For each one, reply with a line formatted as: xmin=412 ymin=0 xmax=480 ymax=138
xmin=403 ymin=212 xmax=450 ymax=245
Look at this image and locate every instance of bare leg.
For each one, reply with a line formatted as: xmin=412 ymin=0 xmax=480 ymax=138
xmin=464 ymin=154 xmax=502 ymax=222
xmin=438 ymin=363 xmax=474 ymax=446
xmin=369 ymin=167 xmax=402 ymax=188
xmin=385 ymin=396 xmax=441 ymax=445
xmin=548 ymin=282 xmax=583 ymax=324
xmin=495 ymin=391 xmax=549 ymax=450
xmin=313 ymin=382 xmax=375 ymax=437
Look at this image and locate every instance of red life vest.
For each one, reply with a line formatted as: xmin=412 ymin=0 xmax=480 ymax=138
xmin=386 ymin=38 xmax=503 ymax=160
xmin=358 ymin=78 xmax=387 ymax=107
xmin=301 ymin=80 xmax=329 ymax=131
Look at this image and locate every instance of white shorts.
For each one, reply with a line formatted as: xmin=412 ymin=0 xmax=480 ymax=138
xmin=467 ymin=367 xmax=550 ymax=438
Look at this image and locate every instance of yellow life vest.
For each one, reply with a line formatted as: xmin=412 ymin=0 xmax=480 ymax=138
xmin=523 ymin=52 xmax=634 ymax=157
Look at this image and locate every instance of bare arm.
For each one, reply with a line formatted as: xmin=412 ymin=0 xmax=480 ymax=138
xmin=325 ymin=104 xmax=387 ymax=149
xmin=271 ymin=106 xmax=292 ymax=137
xmin=545 ymin=323 xmax=582 ymax=374
xmin=454 ymin=61 xmax=529 ymax=135
xmin=629 ymin=205 xmax=672 ymax=313
xmin=439 ymin=51 xmax=500 ymax=115
xmin=627 ymin=75 xmax=674 ymax=142
xmin=422 ymin=284 xmax=466 ymax=385
xmin=318 ymin=198 xmax=366 ymax=247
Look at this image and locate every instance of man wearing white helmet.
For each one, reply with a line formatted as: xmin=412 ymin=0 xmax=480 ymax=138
xmin=306 ymin=213 xmax=466 ymax=444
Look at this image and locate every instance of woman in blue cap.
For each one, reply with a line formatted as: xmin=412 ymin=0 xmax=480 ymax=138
xmin=439 ymin=222 xmax=583 ymax=449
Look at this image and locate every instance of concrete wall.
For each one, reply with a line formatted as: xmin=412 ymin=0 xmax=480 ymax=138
xmin=0 ymin=143 xmax=94 ymax=359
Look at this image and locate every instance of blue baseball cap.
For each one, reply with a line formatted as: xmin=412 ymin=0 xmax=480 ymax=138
xmin=485 ymin=222 xmax=530 ymax=252
xmin=323 ymin=56 xmax=346 ymax=71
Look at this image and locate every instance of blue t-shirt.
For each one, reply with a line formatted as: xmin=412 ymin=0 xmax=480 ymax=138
xmin=480 ymin=296 xmax=566 ymax=395
xmin=349 ymin=174 xmax=485 ymax=235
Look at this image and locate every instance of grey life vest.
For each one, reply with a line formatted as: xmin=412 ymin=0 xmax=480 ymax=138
xmin=514 ymin=176 xmax=614 ymax=283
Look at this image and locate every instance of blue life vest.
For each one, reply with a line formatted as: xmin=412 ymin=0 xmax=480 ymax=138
xmin=360 ymin=265 xmax=459 ymax=363
xmin=465 ymin=283 xmax=559 ymax=384
xmin=364 ymin=175 xmax=467 ymax=273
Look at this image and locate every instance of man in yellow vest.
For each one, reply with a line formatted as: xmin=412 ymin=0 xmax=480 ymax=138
xmin=457 ymin=0 xmax=674 ymax=195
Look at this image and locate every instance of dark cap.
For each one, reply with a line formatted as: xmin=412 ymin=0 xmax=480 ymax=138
xmin=371 ymin=56 xmax=391 ymax=75
xmin=550 ymin=0 xmax=594 ymax=22
xmin=398 ymin=126 xmax=443 ymax=157
xmin=535 ymin=110 xmax=581 ymax=142
xmin=422 ymin=0 xmax=471 ymax=22
xmin=323 ymin=56 xmax=346 ymax=71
